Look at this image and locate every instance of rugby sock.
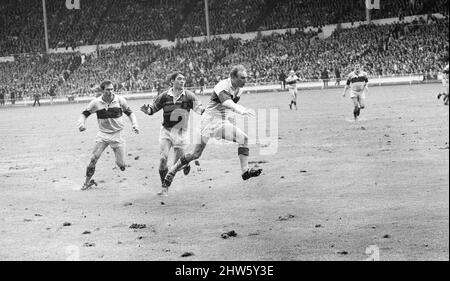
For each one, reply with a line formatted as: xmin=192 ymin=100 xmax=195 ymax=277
xmin=86 ymin=166 xmax=95 ymax=178
xmin=159 ymin=168 xmax=168 ymax=184
xmin=238 ymin=147 xmax=250 ymax=174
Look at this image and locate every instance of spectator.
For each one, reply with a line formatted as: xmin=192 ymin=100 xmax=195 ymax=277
xmin=279 ymin=71 xmax=287 ymax=89
xmin=321 ymin=68 xmax=330 ymax=88
xmin=334 ymin=68 xmax=341 ymax=86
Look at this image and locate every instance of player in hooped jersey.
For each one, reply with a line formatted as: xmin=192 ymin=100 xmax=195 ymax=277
xmin=437 ymin=64 xmax=449 ymax=105
xmin=140 ymin=72 xmax=205 ymax=187
xmin=158 ymin=65 xmax=262 ymax=196
xmin=77 ymin=80 xmax=139 ymax=190
xmin=285 ymin=70 xmax=299 ymax=110
xmin=342 ymin=64 xmax=369 ymax=119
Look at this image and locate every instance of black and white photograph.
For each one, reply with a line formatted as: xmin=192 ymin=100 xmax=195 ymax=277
xmin=0 ymin=0 xmax=448 ymax=265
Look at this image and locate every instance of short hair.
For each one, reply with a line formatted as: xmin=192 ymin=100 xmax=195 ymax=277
xmin=169 ymin=71 xmax=184 ymax=81
xmin=100 ymin=80 xmax=113 ymax=90
xmin=230 ymin=65 xmax=246 ymax=78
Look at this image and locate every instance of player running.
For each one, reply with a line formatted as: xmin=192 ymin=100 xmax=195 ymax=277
xmin=437 ymin=64 xmax=449 ymax=105
xmin=140 ymin=72 xmax=205 ymax=186
xmin=342 ymin=64 xmax=369 ymax=120
xmin=157 ymin=65 xmax=262 ymax=196
xmin=77 ymin=80 xmax=139 ymax=190
xmin=286 ymin=70 xmax=299 ymax=110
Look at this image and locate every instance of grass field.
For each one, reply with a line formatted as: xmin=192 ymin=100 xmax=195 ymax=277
xmin=0 ymin=84 xmax=448 ymax=261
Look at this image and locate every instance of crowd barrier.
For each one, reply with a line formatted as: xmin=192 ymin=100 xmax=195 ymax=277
xmin=0 ymin=74 xmax=442 ymax=107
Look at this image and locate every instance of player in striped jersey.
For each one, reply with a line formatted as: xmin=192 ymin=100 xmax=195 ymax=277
xmin=437 ymin=64 xmax=449 ymax=105
xmin=140 ymin=72 xmax=205 ymax=187
xmin=286 ymin=70 xmax=299 ymax=110
xmin=77 ymin=80 xmax=139 ymax=190
xmin=342 ymin=64 xmax=369 ymax=120
xmin=158 ymin=65 xmax=262 ymax=196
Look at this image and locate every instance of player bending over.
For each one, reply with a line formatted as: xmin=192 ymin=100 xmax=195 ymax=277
xmin=140 ymin=72 xmax=205 ymax=186
xmin=77 ymin=80 xmax=139 ymax=190
xmin=342 ymin=64 xmax=369 ymax=120
xmin=157 ymin=65 xmax=262 ymax=196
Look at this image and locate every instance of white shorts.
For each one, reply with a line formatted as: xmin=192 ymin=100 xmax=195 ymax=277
xmin=159 ymin=127 xmax=187 ymax=148
xmin=95 ymin=131 xmax=125 ymax=149
xmin=199 ymin=113 xmax=232 ymax=141
xmin=350 ymin=90 xmax=366 ymax=99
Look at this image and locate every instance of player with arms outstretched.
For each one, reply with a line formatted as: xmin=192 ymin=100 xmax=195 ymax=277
xmin=77 ymin=80 xmax=139 ymax=190
xmin=140 ymin=72 xmax=205 ymax=186
xmin=342 ymin=64 xmax=369 ymax=120
xmin=158 ymin=65 xmax=262 ymax=196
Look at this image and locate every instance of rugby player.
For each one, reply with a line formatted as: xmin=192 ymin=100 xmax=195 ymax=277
xmin=140 ymin=72 xmax=205 ymax=186
xmin=285 ymin=70 xmax=299 ymax=110
xmin=157 ymin=65 xmax=262 ymax=196
xmin=342 ymin=64 xmax=369 ymax=120
xmin=77 ymin=80 xmax=139 ymax=190
xmin=437 ymin=64 xmax=449 ymax=105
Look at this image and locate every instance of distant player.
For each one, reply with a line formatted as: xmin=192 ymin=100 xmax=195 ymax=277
xmin=285 ymin=70 xmax=299 ymax=110
xmin=158 ymin=65 xmax=262 ymax=196
xmin=33 ymin=91 xmax=41 ymax=107
xmin=437 ymin=64 xmax=449 ymax=105
xmin=0 ymin=88 xmax=6 ymax=106
xmin=77 ymin=80 xmax=139 ymax=190
xmin=342 ymin=64 xmax=369 ymax=120
xmin=140 ymin=72 xmax=205 ymax=186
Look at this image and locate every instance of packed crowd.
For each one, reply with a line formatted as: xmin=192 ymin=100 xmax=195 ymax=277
xmin=0 ymin=53 xmax=80 ymax=101
xmin=0 ymin=0 xmax=45 ymax=55
xmin=260 ymin=0 xmax=449 ymax=31
xmin=94 ymin=0 xmax=185 ymax=44
xmin=1 ymin=0 xmax=448 ymax=56
xmin=1 ymin=15 xmax=447 ymax=101
xmin=176 ymin=0 xmax=268 ymax=38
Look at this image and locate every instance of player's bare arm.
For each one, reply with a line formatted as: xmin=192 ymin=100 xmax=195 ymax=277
xmin=222 ymin=99 xmax=255 ymax=117
xmin=342 ymin=85 xmax=349 ymax=97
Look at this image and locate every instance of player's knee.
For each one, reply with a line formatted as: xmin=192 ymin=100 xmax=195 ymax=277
xmin=90 ymin=154 xmax=100 ymax=163
xmin=159 ymin=155 xmax=168 ymax=166
xmin=192 ymin=152 xmax=202 ymax=160
xmin=241 ymin=134 xmax=249 ymax=146
xmin=191 ymin=150 xmax=203 ymax=160
xmin=180 ymin=155 xmax=190 ymax=166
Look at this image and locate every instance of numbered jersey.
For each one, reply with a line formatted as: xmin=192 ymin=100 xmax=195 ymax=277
xmin=149 ymin=88 xmax=203 ymax=130
xmin=346 ymin=71 xmax=368 ymax=93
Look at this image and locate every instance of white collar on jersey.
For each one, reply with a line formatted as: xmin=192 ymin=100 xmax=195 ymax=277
xmin=167 ymin=88 xmax=185 ymax=97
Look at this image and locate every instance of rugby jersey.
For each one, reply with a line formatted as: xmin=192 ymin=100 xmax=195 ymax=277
xmin=205 ymin=78 xmax=242 ymax=119
xmin=82 ymin=94 xmax=133 ymax=134
xmin=148 ymin=88 xmax=204 ymax=129
xmin=285 ymin=74 xmax=299 ymax=89
xmin=346 ymin=71 xmax=369 ymax=92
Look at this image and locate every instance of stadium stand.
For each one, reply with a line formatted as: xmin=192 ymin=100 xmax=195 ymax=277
xmin=0 ymin=0 xmax=448 ymax=100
